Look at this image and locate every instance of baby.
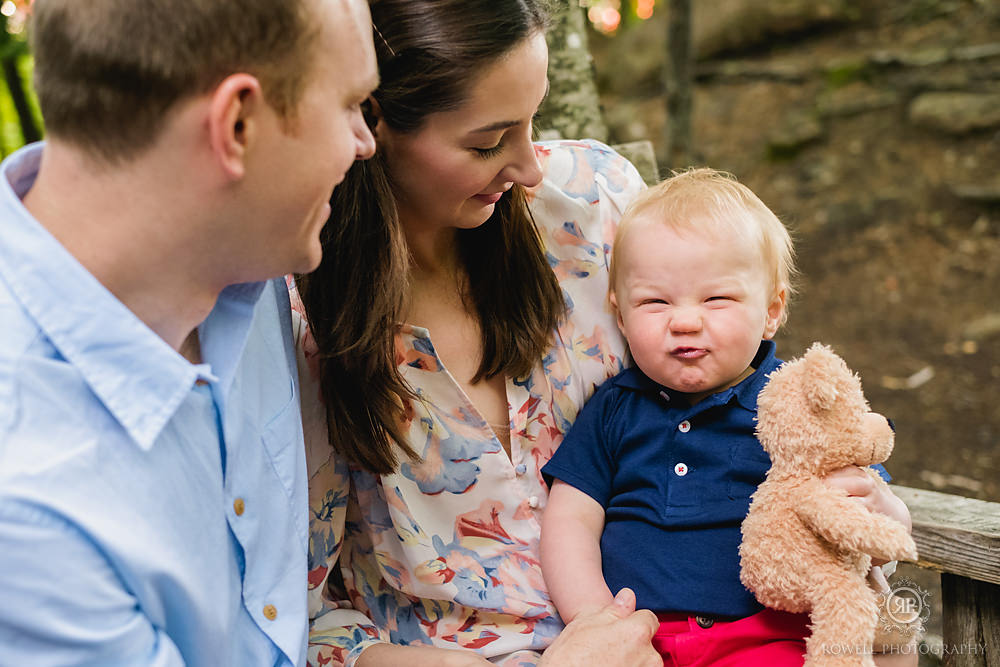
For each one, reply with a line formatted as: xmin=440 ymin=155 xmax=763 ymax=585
xmin=540 ymin=168 xmax=912 ymax=666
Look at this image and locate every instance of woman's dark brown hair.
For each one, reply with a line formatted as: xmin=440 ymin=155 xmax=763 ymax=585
xmin=300 ymin=0 xmax=564 ymax=474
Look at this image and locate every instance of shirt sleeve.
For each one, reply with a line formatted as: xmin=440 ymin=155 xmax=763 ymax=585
xmin=870 ymin=463 xmax=890 ymax=482
xmin=303 ymin=450 xmax=387 ymax=667
xmin=540 ymin=380 xmax=619 ymax=508
xmin=0 ymin=501 xmax=185 ymax=666
xmin=293 ymin=307 xmax=388 ymax=667
xmin=527 ymin=140 xmax=646 ymax=415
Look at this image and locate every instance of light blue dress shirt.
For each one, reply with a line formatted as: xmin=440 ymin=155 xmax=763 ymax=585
xmin=0 ymin=144 xmax=308 ymax=666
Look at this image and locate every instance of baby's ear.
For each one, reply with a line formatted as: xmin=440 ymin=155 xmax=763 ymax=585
xmin=763 ymin=284 xmax=787 ymax=339
xmin=802 ymin=343 xmax=842 ymax=413
xmin=608 ymin=291 xmax=626 ymax=333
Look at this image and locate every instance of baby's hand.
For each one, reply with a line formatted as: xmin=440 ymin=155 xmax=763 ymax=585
xmin=823 ymin=465 xmax=913 ymax=565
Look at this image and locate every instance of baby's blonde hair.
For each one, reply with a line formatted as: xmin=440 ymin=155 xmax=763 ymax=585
xmin=610 ymin=167 xmax=797 ymax=326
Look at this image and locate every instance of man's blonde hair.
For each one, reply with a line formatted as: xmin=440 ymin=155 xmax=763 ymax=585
xmin=610 ymin=167 xmax=796 ymax=325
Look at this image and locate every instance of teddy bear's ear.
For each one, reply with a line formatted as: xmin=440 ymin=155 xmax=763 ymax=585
xmin=801 ymin=343 xmax=844 ymax=413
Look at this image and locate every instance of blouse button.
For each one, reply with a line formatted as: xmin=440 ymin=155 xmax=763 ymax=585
xmin=528 ymin=495 xmax=540 ymax=509
xmin=515 ymin=464 xmax=527 ymax=475
xmin=674 ymin=462 xmax=689 ymax=476
xmin=263 ymin=604 xmax=277 ymax=621
xmin=233 ymin=498 xmax=245 ymax=516
xmin=678 ymin=420 xmax=691 ymax=433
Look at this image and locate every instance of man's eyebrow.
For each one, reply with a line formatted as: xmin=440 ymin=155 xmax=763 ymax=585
xmin=467 ymin=81 xmax=550 ymax=134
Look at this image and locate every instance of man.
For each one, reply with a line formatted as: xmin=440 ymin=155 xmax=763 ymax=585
xmin=0 ymin=0 xmax=377 ymax=663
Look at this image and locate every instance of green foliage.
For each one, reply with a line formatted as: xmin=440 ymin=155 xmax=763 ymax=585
xmin=824 ymin=58 xmax=872 ymax=88
xmin=0 ymin=55 xmax=42 ymax=156
xmin=0 ymin=7 xmax=43 ymax=157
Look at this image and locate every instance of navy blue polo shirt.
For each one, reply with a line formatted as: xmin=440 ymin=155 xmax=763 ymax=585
xmin=544 ymin=340 xmax=891 ymax=617
xmin=543 ymin=341 xmax=782 ymax=617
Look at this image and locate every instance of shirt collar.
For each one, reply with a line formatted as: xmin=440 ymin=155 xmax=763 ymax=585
xmin=0 ymin=144 xmax=264 ymax=449
xmin=198 ymin=280 xmax=266 ymax=409
xmin=615 ymin=340 xmax=781 ymax=412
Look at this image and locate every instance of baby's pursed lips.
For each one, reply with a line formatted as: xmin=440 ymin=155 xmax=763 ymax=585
xmin=671 ymin=346 xmax=707 ymax=358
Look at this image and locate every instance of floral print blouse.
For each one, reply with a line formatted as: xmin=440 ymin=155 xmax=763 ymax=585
xmin=294 ymin=140 xmax=646 ymax=667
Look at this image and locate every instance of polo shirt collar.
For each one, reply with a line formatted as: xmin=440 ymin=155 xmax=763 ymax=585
xmin=0 ymin=144 xmax=263 ymax=450
xmin=616 ymin=340 xmax=780 ymax=411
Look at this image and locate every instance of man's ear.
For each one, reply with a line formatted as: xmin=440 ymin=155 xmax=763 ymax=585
xmin=763 ymin=284 xmax=788 ymax=339
xmin=208 ymin=73 xmax=264 ymax=181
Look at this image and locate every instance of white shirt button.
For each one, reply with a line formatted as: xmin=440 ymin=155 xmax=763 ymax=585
xmin=678 ymin=420 xmax=691 ymax=433
xmin=528 ymin=495 xmax=540 ymax=509
xmin=514 ymin=463 xmax=527 ymax=475
xmin=674 ymin=462 xmax=689 ymax=476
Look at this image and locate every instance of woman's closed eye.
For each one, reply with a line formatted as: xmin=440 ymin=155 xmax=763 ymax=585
xmin=473 ymin=141 xmax=505 ymax=159
xmin=473 ymin=113 xmax=540 ymax=159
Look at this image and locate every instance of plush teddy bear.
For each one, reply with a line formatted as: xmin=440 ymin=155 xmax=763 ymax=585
xmin=739 ymin=342 xmax=918 ymax=666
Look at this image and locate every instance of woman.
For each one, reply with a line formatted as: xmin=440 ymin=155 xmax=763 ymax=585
xmin=294 ymin=1 xmax=913 ymax=666
xmin=295 ymin=1 xmax=651 ymax=665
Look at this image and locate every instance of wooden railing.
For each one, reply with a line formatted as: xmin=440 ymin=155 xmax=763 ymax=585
xmin=892 ymin=486 xmax=1000 ymax=666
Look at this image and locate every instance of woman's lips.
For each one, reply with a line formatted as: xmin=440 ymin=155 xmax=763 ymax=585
xmin=473 ymin=192 xmax=504 ymax=205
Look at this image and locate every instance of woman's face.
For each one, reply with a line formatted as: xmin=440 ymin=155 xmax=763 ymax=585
xmin=378 ymin=32 xmax=549 ymax=237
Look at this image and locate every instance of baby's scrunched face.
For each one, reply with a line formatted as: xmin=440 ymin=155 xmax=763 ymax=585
xmin=612 ymin=219 xmax=785 ymax=404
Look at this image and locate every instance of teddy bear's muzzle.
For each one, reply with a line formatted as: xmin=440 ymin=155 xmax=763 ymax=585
xmin=863 ymin=412 xmax=894 ymax=464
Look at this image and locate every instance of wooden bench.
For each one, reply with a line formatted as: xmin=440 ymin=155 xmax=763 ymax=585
xmin=892 ymin=486 xmax=1000 ymax=666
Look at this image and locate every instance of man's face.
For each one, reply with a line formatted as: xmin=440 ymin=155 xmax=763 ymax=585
xmin=244 ymin=0 xmax=378 ymax=277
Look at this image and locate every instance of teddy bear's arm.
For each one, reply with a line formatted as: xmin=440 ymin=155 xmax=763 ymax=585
xmin=792 ymin=478 xmax=918 ymax=562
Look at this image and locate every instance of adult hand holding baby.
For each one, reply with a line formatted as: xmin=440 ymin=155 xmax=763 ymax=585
xmin=540 ymin=589 xmax=661 ymax=667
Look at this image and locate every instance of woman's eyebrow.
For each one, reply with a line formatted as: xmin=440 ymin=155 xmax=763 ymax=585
xmin=469 ymin=119 xmax=521 ymax=134
xmin=467 ymin=81 xmax=550 ymax=134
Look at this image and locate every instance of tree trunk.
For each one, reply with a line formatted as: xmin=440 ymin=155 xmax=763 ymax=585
xmin=663 ymin=0 xmax=693 ymax=168
xmin=537 ymin=1 xmax=608 ymax=143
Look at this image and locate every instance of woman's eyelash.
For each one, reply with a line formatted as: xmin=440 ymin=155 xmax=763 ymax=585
xmin=474 ymin=144 xmax=504 ymax=159
xmin=474 ymin=114 xmax=541 ymax=158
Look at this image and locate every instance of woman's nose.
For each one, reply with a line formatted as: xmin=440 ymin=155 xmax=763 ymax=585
xmin=354 ymin=113 xmax=377 ymax=160
xmin=502 ymin=130 xmax=543 ymax=188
